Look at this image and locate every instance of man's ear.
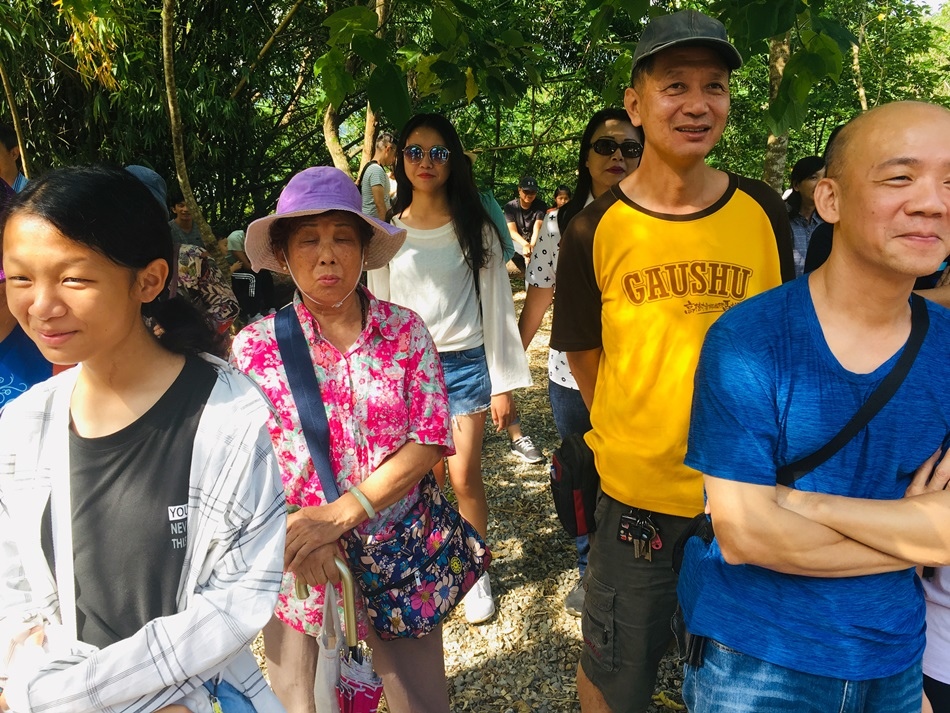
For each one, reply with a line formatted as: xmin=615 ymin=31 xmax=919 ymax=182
xmin=10 ymin=145 xmax=20 ymax=163
xmin=624 ymin=87 xmax=643 ymax=128
xmin=813 ymin=177 xmax=840 ymax=225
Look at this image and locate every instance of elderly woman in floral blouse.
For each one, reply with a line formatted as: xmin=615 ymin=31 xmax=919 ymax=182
xmin=231 ymin=167 xmax=453 ymax=713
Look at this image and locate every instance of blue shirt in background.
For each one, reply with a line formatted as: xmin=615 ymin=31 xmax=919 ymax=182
xmin=679 ymin=276 xmax=950 ymax=680
xmin=0 ymin=325 xmax=52 ymax=407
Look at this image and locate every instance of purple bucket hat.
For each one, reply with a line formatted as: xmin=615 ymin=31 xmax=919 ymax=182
xmin=245 ymin=166 xmax=406 ymax=273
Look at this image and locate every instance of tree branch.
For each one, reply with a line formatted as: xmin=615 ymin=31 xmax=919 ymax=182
xmin=231 ymin=0 xmax=307 ymax=100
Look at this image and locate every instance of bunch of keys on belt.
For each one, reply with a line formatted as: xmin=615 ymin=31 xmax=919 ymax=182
xmin=617 ymin=510 xmax=663 ymax=561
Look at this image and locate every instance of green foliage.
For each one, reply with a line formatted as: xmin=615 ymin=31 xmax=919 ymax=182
xmin=3 ymin=0 xmax=948 ymax=228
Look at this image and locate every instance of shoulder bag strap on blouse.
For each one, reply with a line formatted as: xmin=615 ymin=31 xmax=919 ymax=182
xmin=274 ymin=305 xmax=341 ymax=502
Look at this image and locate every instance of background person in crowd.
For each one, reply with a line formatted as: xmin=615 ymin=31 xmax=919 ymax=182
xmin=924 ymin=568 xmax=950 ymax=713
xmin=504 ymin=176 xmax=547 ymax=274
xmin=0 ymin=178 xmax=52 ymax=408
xmin=227 ymin=227 xmax=275 ymax=322
xmin=176 ymin=242 xmax=240 ymax=339
xmin=168 ymin=189 xmax=203 ymax=247
xmin=549 ymin=184 xmax=572 ymax=211
xmin=360 ymin=131 xmax=397 ymax=219
xmin=369 ymin=113 xmax=532 ymax=624
xmin=679 ymin=100 xmax=950 ymax=713
xmin=0 ymin=125 xmax=27 ymax=193
xmin=0 ymin=165 xmax=286 ymax=713
xmin=461 ymin=153 xmax=540 ymax=463
xmin=787 ymin=155 xmax=826 ymax=276
xmin=233 ymin=166 xmax=454 ymax=713
xmin=519 ymin=107 xmax=643 ymax=617
xmin=464 ymin=152 xmax=515 ymax=263
xmin=128 ymin=168 xmax=239 ymax=340
xmin=551 ymin=10 xmax=793 ymax=712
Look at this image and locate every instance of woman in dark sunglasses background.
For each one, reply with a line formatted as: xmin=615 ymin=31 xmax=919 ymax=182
xmin=367 ymin=113 xmax=531 ymax=625
xmin=517 ymin=107 xmax=643 ymax=616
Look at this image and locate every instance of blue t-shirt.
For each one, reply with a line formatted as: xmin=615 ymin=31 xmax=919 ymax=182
xmin=679 ymin=275 xmax=950 ymax=680
xmin=0 ymin=325 xmax=52 ymax=408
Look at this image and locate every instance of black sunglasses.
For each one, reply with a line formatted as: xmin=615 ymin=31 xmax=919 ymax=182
xmin=403 ymin=145 xmax=451 ymax=165
xmin=591 ymin=138 xmax=643 ymax=159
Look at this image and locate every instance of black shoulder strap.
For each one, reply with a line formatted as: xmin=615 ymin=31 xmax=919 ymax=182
xmin=776 ymin=293 xmax=929 ymax=486
xmin=274 ymin=305 xmax=341 ymax=502
xmin=356 ymin=159 xmax=378 ymax=187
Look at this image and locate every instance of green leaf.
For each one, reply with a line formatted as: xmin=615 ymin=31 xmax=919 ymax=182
xmin=432 ymin=4 xmax=460 ymax=48
xmin=439 ymin=76 xmax=468 ymax=104
xmin=808 ymin=14 xmax=858 ymax=53
xmin=616 ymin=0 xmax=650 ymax=24
xmin=719 ymin=0 xmax=798 ymax=56
xmin=606 ymin=51 xmax=633 ymax=104
xmin=414 ymin=55 xmax=442 ymax=96
xmin=445 ymin=0 xmax=479 ymax=20
xmin=589 ymin=5 xmax=616 ymax=44
xmin=465 ymin=67 xmax=479 ymax=103
xmin=322 ymin=5 xmax=378 ymax=47
xmin=314 ymin=48 xmax=355 ymax=110
xmin=367 ymin=63 xmax=412 ymax=130
xmin=499 ymin=29 xmax=525 ymax=48
xmin=352 ymin=34 xmax=388 ymax=66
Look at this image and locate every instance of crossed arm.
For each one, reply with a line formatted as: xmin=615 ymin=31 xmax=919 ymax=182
xmin=707 ymin=446 xmax=950 ymax=577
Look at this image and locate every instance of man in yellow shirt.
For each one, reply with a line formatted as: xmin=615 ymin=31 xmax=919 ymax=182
xmin=551 ymin=9 xmax=794 ymax=712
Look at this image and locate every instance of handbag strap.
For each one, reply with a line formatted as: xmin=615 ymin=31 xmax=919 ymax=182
xmin=776 ymin=293 xmax=929 ymax=486
xmin=275 ymin=304 xmax=341 ymax=502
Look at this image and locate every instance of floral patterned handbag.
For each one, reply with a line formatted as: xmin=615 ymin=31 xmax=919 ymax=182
xmin=275 ymin=306 xmax=491 ymax=641
xmin=342 ymin=472 xmax=491 ymax=640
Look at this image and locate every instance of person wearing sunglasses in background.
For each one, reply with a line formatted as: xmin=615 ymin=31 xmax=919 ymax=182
xmin=518 ymin=108 xmax=644 ymax=618
xmin=368 ymin=113 xmax=531 ymax=625
xmin=550 ymin=10 xmax=794 ymax=712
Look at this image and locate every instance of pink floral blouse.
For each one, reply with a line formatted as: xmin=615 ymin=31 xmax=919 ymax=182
xmin=231 ymin=288 xmax=453 ymax=636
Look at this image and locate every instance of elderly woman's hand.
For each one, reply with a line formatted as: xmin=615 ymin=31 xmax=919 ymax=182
xmin=292 ymin=542 xmax=343 ymax=587
xmin=285 ymin=506 xmax=346 ymax=572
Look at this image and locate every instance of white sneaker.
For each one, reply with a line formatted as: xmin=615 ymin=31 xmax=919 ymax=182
xmin=464 ymin=572 xmax=495 ymax=623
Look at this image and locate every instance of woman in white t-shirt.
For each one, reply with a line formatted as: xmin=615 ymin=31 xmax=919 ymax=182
xmin=368 ymin=113 xmax=531 ymax=624
xmin=518 ymin=108 xmax=643 ymax=616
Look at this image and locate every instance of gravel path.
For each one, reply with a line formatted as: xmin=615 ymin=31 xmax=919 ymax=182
xmin=435 ymin=276 xmax=685 ymax=712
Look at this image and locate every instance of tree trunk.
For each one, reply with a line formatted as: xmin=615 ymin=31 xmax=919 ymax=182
xmin=162 ymin=0 xmax=220 ymax=257
xmin=357 ymin=0 xmax=391 ymax=177
xmin=0 ymin=57 xmax=30 ymax=179
xmin=762 ymin=34 xmax=790 ymax=192
xmin=852 ymin=28 xmax=869 ymax=111
xmin=323 ymin=104 xmax=350 ymax=172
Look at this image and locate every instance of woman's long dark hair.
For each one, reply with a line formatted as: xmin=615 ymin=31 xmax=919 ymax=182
xmin=786 ymin=155 xmax=825 ymax=216
xmin=1 ymin=165 xmax=224 ymax=356
xmin=557 ymin=108 xmax=636 ymax=235
xmin=392 ymin=113 xmax=496 ymax=271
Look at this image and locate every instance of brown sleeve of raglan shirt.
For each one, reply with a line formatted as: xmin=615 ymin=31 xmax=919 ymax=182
xmin=734 ymin=173 xmax=797 ymax=283
xmin=550 ymin=189 xmax=619 ymax=353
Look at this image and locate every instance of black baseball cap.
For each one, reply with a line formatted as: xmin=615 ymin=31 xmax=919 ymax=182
xmin=632 ymin=10 xmax=742 ymax=73
xmin=518 ymin=176 xmax=540 ymax=192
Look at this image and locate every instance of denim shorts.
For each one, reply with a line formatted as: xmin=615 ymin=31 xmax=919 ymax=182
xmin=684 ymin=638 xmax=923 ymax=713
xmin=439 ymin=345 xmax=491 ymax=418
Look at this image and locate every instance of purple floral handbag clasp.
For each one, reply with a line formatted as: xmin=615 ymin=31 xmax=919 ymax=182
xmin=343 ymin=472 xmax=491 ymax=640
